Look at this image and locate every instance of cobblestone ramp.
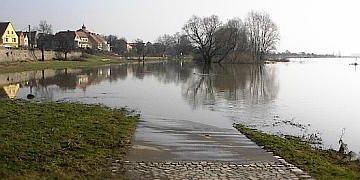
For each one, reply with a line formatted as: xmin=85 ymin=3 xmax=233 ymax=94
xmin=122 ymin=161 xmax=312 ymax=180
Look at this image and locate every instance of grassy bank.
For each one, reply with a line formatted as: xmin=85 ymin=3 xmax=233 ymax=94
xmin=235 ymin=124 xmax=360 ymax=180
xmin=0 ymin=54 xmax=168 ymax=74
xmin=0 ymin=100 xmax=137 ymax=179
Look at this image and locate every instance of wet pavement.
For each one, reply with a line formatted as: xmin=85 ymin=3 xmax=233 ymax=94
xmin=124 ymin=117 xmax=315 ymax=179
xmin=127 ymin=118 xmax=277 ymax=163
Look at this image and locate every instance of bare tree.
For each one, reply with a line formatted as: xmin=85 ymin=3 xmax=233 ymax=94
xmin=104 ymin=34 xmax=118 ymax=51
xmin=104 ymin=35 xmax=128 ymax=55
xmin=214 ymin=18 xmax=248 ymax=63
xmin=37 ymin=20 xmax=53 ymax=61
xmin=157 ymin=34 xmax=177 ymax=57
xmin=245 ymin=11 xmax=280 ymax=61
xmin=179 ymin=35 xmax=193 ymax=51
xmin=144 ymin=41 xmax=155 ymax=57
xmin=153 ymin=42 xmax=166 ymax=57
xmin=183 ymin=15 xmax=222 ymax=64
xmin=38 ymin=20 xmax=53 ymax=34
xmin=134 ymin=39 xmax=145 ymax=60
xmin=54 ymin=32 xmax=75 ymax=60
xmin=175 ymin=34 xmax=194 ymax=58
xmin=229 ymin=18 xmax=248 ymax=53
xmin=156 ymin=32 xmax=194 ymax=59
xmin=117 ymin=38 xmax=128 ymax=55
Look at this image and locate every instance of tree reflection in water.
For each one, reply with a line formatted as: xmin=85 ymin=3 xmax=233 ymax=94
xmin=182 ymin=64 xmax=279 ymax=109
xmin=0 ymin=62 xmax=278 ymax=108
xmin=182 ymin=64 xmax=216 ymax=109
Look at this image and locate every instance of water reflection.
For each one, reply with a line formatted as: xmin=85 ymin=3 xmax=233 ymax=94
xmin=1 ymin=60 xmax=359 ymax=154
xmin=131 ymin=62 xmax=194 ymax=85
xmin=0 ymin=63 xmax=279 ymax=108
xmin=0 ymin=84 xmax=20 ymax=99
xmin=182 ymin=64 xmax=279 ymax=109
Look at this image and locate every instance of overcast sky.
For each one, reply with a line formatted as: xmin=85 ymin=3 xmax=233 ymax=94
xmin=1 ymin=0 xmax=359 ymax=55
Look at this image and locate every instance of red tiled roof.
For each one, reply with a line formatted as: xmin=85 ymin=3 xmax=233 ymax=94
xmin=95 ymin=34 xmax=107 ymax=44
xmin=78 ymin=27 xmax=89 ymax=33
xmin=74 ymin=25 xmax=107 ymax=48
xmin=75 ymin=30 xmax=89 ymax=38
xmin=89 ymin=33 xmax=101 ymax=44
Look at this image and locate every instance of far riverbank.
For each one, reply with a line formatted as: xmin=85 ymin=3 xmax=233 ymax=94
xmin=0 ymin=54 xmax=168 ymax=74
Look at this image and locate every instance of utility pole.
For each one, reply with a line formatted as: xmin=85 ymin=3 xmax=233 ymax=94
xmin=28 ymin=25 xmax=31 ymax=49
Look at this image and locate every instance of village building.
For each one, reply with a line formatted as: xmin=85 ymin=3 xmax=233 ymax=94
xmin=89 ymin=33 xmax=102 ymax=50
xmin=16 ymin=31 xmax=29 ymax=48
xmin=0 ymin=22 xmax=19 ymax=48
xmin=96 ymin=35 xmax=110 ymax=52
xmin=76 ymin=25 xmax=110 ymax=51
xmin=55 ymin=25 xmax=110 ymax=51
xmin=24 ymin=31 xmax=37 ymax=48
xmin=75 ymin=25 xmax=91 ymax=48
xmin=126 ymin=43 xmax=134 ymax=51
xmin=126 ymin=42 xmax=145 ymax=52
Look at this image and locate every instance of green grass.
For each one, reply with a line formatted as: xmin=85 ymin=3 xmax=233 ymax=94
xmin=0 ymin=55 xmax=126 ymax=74
xmin=0 ymin=54 xmax=168 ymax=74
xmin=235 ymin=124 xmax=360 ymax=180
xmin=0 ymin=100 xmax=137 ymax=179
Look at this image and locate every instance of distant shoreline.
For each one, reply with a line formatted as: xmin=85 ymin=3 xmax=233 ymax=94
xmin=269 ymin=55 xmax=359 ymax=59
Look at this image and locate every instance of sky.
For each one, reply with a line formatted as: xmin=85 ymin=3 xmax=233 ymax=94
xmin=1 ymin=0 xmax=360 ymax=55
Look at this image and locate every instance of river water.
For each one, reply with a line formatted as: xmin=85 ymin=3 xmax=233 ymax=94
xmin=1 ymin=58 xmax=359 ymax=155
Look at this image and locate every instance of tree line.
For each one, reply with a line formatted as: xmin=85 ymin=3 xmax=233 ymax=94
xmin=104 ymin=10 xmax=279 ymax=64
xmin=183 ymin=11 xmax=280 ymax=64
xmin=35 ymin=10 xmax=279 ymax=63
xmin=102 ymin=33 xmax=193 ymax=60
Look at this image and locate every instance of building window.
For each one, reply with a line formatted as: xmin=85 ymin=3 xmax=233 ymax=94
xmin=5 ymin=38 xmax=8 ymax=42
xmin=11 ymin=31 xmax=14 ymax=34
xmin=7 ymin=31 xmax=10 ymax=34
xmin=13 ymin=38 xmax=16 ymax=42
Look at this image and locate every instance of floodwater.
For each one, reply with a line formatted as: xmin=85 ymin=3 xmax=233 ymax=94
xmin=1 ymin=58 xmax=359 ymax=156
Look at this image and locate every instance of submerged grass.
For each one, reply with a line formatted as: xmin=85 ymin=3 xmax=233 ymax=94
xmin=0 ymin=100 xmax=137 ymax=179
xmin=235 ymin=124 xmax=360 ymax=180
